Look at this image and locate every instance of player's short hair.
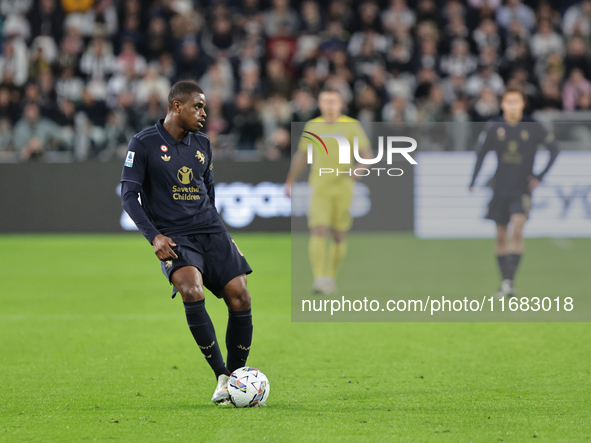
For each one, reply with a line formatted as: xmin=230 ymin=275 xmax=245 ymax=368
xmin=502 ymin=87 xmax=526 ymax=101
xmin=168 ymin=81 xmax=204 ymax=107
xmin=318 ymin=88 xmax=342 ymax=99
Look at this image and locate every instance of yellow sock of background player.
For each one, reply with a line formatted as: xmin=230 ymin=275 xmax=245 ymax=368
xmin=309 ymin=235 xmax=327 ymax=279
xmin=327 ymin=241 xmax=347 ymax=279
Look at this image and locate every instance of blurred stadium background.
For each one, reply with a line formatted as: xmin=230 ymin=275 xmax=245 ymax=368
xmin=0 ymin=0 xmax=591 ymax=235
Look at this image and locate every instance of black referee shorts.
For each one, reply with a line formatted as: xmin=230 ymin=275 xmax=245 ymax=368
xmin=486 ymin=192 xmax=532 ymax=226
xmin=160 ymin=231 xmax=252 ymax=299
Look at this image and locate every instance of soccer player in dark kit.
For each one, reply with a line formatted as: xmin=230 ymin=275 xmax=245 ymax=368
xmin=469 ymin=88 xmax=559 ymax=299
xmin=120 ymin=81 xmax=253 ymax=405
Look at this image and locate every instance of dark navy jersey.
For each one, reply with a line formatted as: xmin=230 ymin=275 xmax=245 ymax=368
xmin=121 ymin=120 xmax=226 ymax=237
xmin=470 ymin=115 xmax=559 ymax=194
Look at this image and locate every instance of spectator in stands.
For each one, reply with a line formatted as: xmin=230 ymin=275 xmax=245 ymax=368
xmin=79 ymin=36 xmax=117 ymax=80
xmin=202 ymin=92 xmax=230 ymax=137
xmin=0 ymin=87 xmax=19 ymax=125
xmin=473 ymin=18 xmax=502 ymax=53
xmin=56 ymin=66 xmax=85 ymax=105
xmin=138 ymin=93 xmax=164 ymax=130
xmin=55 ymin=27 xmax=84 ymax=74
xmin=78 ymin=88 xmax=109 ymax=157
xmin=414 ymin=67 xmax=439 ymax=101
xmin=299 ymin=0 xmax=323 ymax=35
xmin=496 ymin=0 xmax=536 ymax=32
xmin=382 ymin=0 xmax=416 ymax=33
xmin=440 ymin=39 xmax=478 ymax=77
xmin=530 ymin=19 xmax=564 ymax=62
xmin=13 ymin=102 xmax=61 ymax=161
xmin=263 ymin=127 xmax=290 ymax=160
xmin=563 ymin=67 xmax=591 ymax=111
xmin=441 ymin=73 xmax=467 ymax=106
xmin=49 ymin=98 xmax=76 ymax=153
xmin=382 ymin=95 xmax=418 ymax=123
xmin=116 ymin=40 xmax=146 ymax=77
xmin=319 ymin=20 xmax=349 ymax=55
xmin=0 ymin=39 xmax=29 ymax=87
xmin=229 ymin=91 xmax=263 ymax=151
xmin=564 ymin=36 xmax=591 ymax=79
xmin=135 ymin=62 xmax=170 ymax=105
xmin=352 ymin=37 xmax=387 ymax=79
xmin=470 ymin=86 xmax=500 ymax=121
xmin=199 ymin=59 xmax=235 ymax=103
xmin=537 ymin=78 xmax=563 ymax=111
xmin=141 ymin=16 xmax=172 ymax=61
xmin=0 ymin=118 xmax=13 ymax=154
xmin=111 ymin=91 xmax=139 ymax=134
xmin=175 ymin=40 xmax=211 ymax=83
xmin=412 ymin=37 xmax=439 ymax=73
xmin=201 ymin=16 xmax=241 ymax=59
xmin=353 ymin=84 xmax=382 ymax=123
xmin=260 ymin=93 xmax=292 ymax=139
xmin=28 ymin=0 xmax=64 ymax=42
xmin=418 ymin=84 xmax=446 ymax=122
xmin=264 ymin=0 xmax=300 ymax=37
xmin=327 ymin=49 xmax=354 ymax=84
xmin=563 ymin=0 xmax=591 ymax=37
xmin=239 ymin=62 xmax=264 ymax=98
xmin=465 ymin=63 xmax=504 ymax=96
xmin=1 ymin=0 xmax=32 ymax=16
xmin=291 ymin=88 xmax=317 ymax=122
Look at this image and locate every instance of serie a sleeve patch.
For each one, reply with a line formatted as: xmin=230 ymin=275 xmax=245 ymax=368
xmin=124 ymin=151 xmax=135 ymax=167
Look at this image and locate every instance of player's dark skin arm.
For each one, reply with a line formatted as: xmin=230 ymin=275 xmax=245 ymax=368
xmin=121 ymin=181 xmax=178 ymax=260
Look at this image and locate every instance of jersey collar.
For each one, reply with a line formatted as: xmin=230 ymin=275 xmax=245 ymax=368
xmin=156 ymin=119 xmax=192 ymax=146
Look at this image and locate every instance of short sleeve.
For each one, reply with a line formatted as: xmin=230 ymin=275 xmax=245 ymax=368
xmin=121 ymin=137 xmax=148 ymax=186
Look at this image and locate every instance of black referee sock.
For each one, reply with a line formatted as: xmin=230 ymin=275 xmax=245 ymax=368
xmin=497 ymin=255 xmax=511 ymax=280
xmin=225 ymin=309 xmax=253 ymax=373
xmin=183 ymin=300 xmax=227 ymax=376
xmin=507 ymin=253 xmax=522 ymax=281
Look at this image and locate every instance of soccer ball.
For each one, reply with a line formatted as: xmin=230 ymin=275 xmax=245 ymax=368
xmin=228 ymin=367 xmax=270 ymax=408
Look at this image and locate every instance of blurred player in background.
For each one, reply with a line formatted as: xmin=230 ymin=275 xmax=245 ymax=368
xmin=285 ymin=89 xmax=372 ymax=295
xmin=120 ymin=81 xmax=253 ymax=405
xmin=469 ymin=88 xmax=559 ymax=298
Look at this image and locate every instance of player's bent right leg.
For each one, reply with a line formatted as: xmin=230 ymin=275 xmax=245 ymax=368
xmin=171 ymin=266 xmax=231 ymax=404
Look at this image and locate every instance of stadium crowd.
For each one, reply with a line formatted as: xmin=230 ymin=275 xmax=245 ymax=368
xmin=0 ymin=0 xmax=589 ymax=161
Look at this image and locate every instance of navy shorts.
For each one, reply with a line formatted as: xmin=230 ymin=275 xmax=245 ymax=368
xmin=160 ymin=231 xmax=252 ymax=298
xmin=486 ymin=192 xmax=531 ymax=226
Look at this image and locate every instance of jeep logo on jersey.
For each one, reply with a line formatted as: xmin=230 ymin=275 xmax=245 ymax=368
xmin=305 ymin=133 xmax=418 ymax=165
xmin=177 ymin=166 xmax=193 ymax=184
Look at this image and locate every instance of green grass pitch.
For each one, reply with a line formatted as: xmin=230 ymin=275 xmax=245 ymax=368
xmin=1 ymin=233 xmax=590 ymax=442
